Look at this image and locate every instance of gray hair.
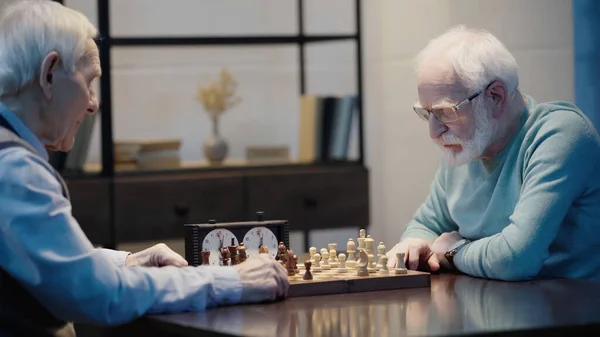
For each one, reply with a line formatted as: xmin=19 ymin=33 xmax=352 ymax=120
xmin=415 ymin=25 xmax=519 ymax=99
xmin=0 ymin=0 xmax=98 ymax=97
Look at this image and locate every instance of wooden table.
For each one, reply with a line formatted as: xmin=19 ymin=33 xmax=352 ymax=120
xmin=100 ymin=273 xmax=600 ymax=337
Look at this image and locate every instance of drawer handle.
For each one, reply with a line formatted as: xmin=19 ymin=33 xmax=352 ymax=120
xmin=174 ymin=204 xmax=190 ymax=217
xmin=303 ymin=198 xmax=318 ymax=209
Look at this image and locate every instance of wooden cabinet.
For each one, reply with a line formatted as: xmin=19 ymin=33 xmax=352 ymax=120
xmin=246 ymin=165 xmax=369 ymax=230
xmin=65 ymin=178 xmax=112 ymax=245
xmin=66 ymin=165 xmax=369 ymax=247
xmin=113 ymin=172 xmax=245 ymax=242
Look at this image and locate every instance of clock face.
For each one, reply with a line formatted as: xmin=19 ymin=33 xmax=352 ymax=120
xmin=243 ymin=227 xmax=278 ymax=259
xmin=202 ymin=228 xmax=239 ymax=266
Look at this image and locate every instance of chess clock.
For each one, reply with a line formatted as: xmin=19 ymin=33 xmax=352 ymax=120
xmin=184 ymin=212 xmax=290 ymax=266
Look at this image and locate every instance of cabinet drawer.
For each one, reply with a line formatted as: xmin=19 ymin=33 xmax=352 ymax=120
xmin=66 ymin=178 xmax=111 ymax=245
xmin=114 ymin=173 xmax=245 ymax=242
xmin=246 ymin=166 xmax=369 ymax=231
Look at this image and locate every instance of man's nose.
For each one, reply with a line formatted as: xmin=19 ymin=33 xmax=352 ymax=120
xmin=87 ymin=91 xmax=99 ymax=115
xmin=429 ymin=113 xmax=447 ymax=139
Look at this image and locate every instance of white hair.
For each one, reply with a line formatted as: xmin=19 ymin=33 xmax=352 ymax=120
xmin=0 ymin=0 xmax=98 ymax=97
xmin=415 ymin=25 xmax=519 ymax=99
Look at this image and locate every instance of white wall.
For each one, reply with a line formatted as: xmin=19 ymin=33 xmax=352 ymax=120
xmin=0 ymin=0 xmax=574 ymax=254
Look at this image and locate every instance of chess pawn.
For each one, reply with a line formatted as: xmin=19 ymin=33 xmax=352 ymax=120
xmin=379 ymin=255 xmax=389 ymax=274
xmin=376 ymin=241 xmax=385 ymax=270
xmin=329 ymin=249 xmax=339 ymax=268
xmin=309 ymin=247 xmax=317 ymax=263
xmin=238 ymin=244 xmax=247 ymax=263
xmin=303 ymin=260 xmax=313 ymax=280
xmin=367 ymin=253 xmax=376 ymax=273
xmin=312 ymin=253 xmax=322 ymax=272
xmin=346 ymin=238 xmax=356 ymax=269
xmin=276 ymin=241 xmax=287 ymax=261
xmin=337 ymin=253 xmax=347 ymax=273
xmin=395 ymin=252 xmax=407 ymax=274
xmin=320 ymin=248 xmax=328 ymax=258
xmin=321 ymin=251 xmax=331 ymax=270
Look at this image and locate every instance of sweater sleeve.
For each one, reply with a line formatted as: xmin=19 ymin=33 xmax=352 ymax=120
xmin=401 ymin=165 xmax=458 ymax=242
xmin=453 ymin=111 xmax=599 ymax=281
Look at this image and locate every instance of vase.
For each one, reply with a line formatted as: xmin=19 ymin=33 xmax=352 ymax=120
xmin=203 ymin=115 xmax=228 ymax=165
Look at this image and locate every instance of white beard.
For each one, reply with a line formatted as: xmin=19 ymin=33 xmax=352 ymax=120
xmin=437 ymin=99 xmax=498 ymax=166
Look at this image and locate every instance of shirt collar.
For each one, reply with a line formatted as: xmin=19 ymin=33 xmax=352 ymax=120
xmin=0 ymin=102 xmax=49 ymax=161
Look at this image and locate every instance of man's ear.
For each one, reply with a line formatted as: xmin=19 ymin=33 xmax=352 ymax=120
xmin=487 ymin=80 xmax=508 ymax=118
xmin=39 ymin=51 xmax=60 ymax=100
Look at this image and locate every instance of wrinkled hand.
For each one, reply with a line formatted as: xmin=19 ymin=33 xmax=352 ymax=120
xmin=125 ymin=243 xmax=188 ymax=267
xmin=431 ymin=231 xmax=463 ymax=270
xmin=386 ymin=238 xmax=440 ymax=272
xmin=234 ymin=254 xmax=289 ymax=304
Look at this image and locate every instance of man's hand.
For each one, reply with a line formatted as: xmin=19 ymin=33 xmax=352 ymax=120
xmin=385 ymin=238 xmax=440 ymax=272
xmin=125 ymin=243 xmax=188 ymax=267
xmin=431 ymin=231 xmax=464 ymax=270
xmin=233 ymin=254 xmax=289 ymax=303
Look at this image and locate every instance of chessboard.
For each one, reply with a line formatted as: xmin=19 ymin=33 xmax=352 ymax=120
xmin=277 ymin=229 xmax=430 ymax=298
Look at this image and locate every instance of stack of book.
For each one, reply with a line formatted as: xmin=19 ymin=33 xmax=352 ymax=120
xmin=114 ymin=139 xmax=181 ymax=170
xmin=298 ymin=94 xmax=358 ymax=163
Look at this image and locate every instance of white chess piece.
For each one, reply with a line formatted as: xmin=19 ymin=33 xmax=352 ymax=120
xmin=313 ymin=253 xmax=322 ymax=272
xmin=309 ymin=247 xmax=317 ymax=263
xmin=364 ymin=235 xmax=375 ymax=255
xmin=395 ymin=252 xmax=407 ymax=274
xmin=356 ymin=250 xmax=369 ymax=276
xmin=379 ymin=255 xmax=389 ymax=274
xmin=337 ymin=253 xmax=347 ymax=273
xmin=346 ymin=238 xmax=356 ymax=269
xmin=367 ymin=253 xmax=376 ymax=273
xmin=357 ymin=230 xmax=366 ymax=251
xmin=376 ymin=242 xmax=385 ymax=270
xmin=328 ymin=243 xmax=338 ymax=268
xmin=321 ymin=251 xmax=331 ymax=270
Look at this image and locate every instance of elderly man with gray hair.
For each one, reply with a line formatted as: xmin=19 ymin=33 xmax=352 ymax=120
xmin=386 ymin=25 xmax=600 ymax=282
xmin=0 ymin=1 xmax=288 ymax=336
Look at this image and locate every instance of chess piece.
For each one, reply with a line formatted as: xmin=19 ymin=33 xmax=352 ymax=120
xmin=379 ymin=255 xmax=389 ymax=274
xmin=395 ymin=252 xmax=407 ymax=274
xmin=221 ymin=247 xmax=230 ymax=266
xmin=321 ymin=251 xmax=331 ymax=270
xmin=309 ymin=247 xmax=317 ymax=263
xmin=320 ymin=248 xmax=328 ymax=259
xmin=227 ymin=245 xmax=238 ymax=265
xmin=303 ymin=260 xmax=313 ymax=280
xmin=357 ymin=229 xmax=366 ymax=251
xmin=294 ymin=255 xmax=299 ymax=274
xmin=328 ymin=243 xmax=339 ymax=268
xmin=346 ymin=238 xmax=356 ymax=269
xmin=356 ymin=250 xmax=369 ymax=276
xmin=201 ymin=250 xmax=210 ymax=265
xmin=364 ymin=235 xmax=375 ymax=255
xmin=337 ymin=253 xmax=347 ymax=273
xmin=276 ymin=242 xmax=287 ymax=261
xmin=238 ymin=245 xmax=247 ymax=263
xmin=313 ymin=253 xmax=322 ymax=272
xmin=367 ymin=253 xmax=376 ymax=273
xmin=376 ymin=242 xmax=386 ymax=270
xmin=286 ymin=251 xmax=296 ymax=276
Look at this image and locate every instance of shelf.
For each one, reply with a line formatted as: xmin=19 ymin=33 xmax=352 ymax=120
xmin=109 ymin=34 xmax=358 ymax=47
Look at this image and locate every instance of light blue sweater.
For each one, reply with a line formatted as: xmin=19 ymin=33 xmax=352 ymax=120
xmin=401 ymin=95 xmax=600 ymax=281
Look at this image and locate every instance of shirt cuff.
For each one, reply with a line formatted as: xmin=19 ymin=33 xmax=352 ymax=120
xmin=197 ymin=266 xmax=242 ymax=308
xmin=97 ymin=248 xmax=131 ymax=267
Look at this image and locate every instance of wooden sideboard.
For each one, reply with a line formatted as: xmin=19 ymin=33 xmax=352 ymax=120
xmin=65 ymin=164 xmax=370 ymax=248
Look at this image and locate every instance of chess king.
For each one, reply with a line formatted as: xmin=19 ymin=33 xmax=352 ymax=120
xmin=0 ymin=2 xmax=288 ymax=336
xmin=387 ymin=25 xmax=600 ymax=281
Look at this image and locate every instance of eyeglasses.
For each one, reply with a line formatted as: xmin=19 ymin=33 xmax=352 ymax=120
xmin=413 ymin=81 xmax=494 ymax=124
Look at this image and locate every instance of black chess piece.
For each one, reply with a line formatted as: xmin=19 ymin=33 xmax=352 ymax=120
xmin=303 ymin=260 xmax=313 ymax=280
xmin=201 ymin=251 xmax=210 ymax=265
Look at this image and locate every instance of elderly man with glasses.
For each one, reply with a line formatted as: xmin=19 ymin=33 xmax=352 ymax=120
xmin=386 ymin=25 xmax=600 ymax=281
